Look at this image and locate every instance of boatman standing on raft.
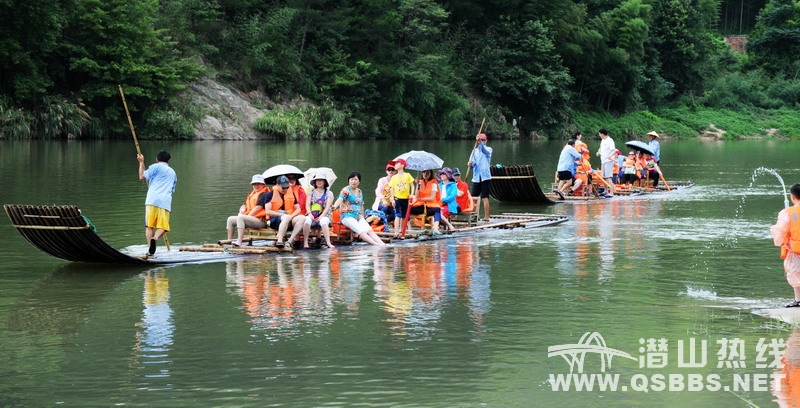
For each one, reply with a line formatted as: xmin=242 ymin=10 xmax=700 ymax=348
xmin=468 ymin=133 xmax=492 ymax=223
xmin=137 ymin=150 xmax=177 ymax=256
xmin=771 ymin=182 xmax=800 ymax=307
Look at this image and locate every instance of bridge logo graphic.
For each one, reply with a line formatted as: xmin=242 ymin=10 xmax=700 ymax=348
xmin=547 ymin=332 xmax=637 ymax=374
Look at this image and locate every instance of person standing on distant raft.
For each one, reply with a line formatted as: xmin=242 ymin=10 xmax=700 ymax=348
xmin=771 ymin=183 xmax=800 ymax=307
xmin=468 ymin=133 xmax=492 ymax=222
xmin=595 ymin=128 xmax=616 ymax=197
xmin=137 ymin=150 xmax=177 ymax=256
xmin=647 ymin=131 xmax=661 ymax=164
xmin=555 ymin=139 xmax=581 ymax=197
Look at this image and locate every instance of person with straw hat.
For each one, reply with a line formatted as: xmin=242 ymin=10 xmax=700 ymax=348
xmin=647 ymin=131 xmax=661 ymax=163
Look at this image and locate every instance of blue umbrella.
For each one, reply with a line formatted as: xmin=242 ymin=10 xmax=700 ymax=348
xmin=394 ymin=150 xmax=444 ymax=171
xmin=624 ymin=140 xmax=654 ymax=156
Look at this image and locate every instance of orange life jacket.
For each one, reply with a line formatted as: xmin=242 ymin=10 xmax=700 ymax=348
xmin=783 ymin=207 xmax=800 ymax=258
xmin=575 ymin=158 xmax=592 ymax=184
xmin=623 ymin=157 xmax=638 ymax=174
xmin=455 ymin=180 xmax=470 ymax=210
xmin=575 ymin=140 xmax=589 ymax=157
xmin=269 ymin=185 xmax=296 ymax=213
xmin=290 ymin=185 xmax=307 ymax=215
xmin=245 ymin=186 xmax=267 ymax=220
xmin=411 ymin=179 xmax=441 ymax=208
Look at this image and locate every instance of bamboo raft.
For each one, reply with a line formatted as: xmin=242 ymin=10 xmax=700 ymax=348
xmin=6 ymin=204 xmax=568 ymax=265
xmin=4 ymin=204 xmax=150 ymax=264
xmin=489 ymin=164 xmax=693 ymax=203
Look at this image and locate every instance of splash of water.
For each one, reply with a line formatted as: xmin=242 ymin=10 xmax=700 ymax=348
xmin=753 ymin=167 xmax=789 ymax=208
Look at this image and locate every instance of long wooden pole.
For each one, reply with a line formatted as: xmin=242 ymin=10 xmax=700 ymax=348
xmin=119 ymin=85 xmax=142 ymax=155
xmin=653 ymin=162 xmax=671 ymax=191
xmin=464 ymin=117 xmax=486 ymax=181
xmin=119 ymin=85 xmax=170 ymax=251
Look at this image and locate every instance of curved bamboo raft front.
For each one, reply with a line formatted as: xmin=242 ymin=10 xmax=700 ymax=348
xmin=489 ymin=165 xmax=555 ymax=203
xmin=4 ymin=204 xmax=150 ymax=264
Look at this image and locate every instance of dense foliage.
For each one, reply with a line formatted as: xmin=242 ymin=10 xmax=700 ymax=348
xmin=2 ymin=0 xmax=799 ymax=140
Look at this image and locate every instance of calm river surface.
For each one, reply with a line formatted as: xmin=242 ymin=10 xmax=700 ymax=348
xmin=2 ymin=138 xmax=800 ymax=407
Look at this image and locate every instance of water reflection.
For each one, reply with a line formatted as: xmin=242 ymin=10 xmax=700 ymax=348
xmin=7 ymin=263 xmax=144 ymax=336
xmin=555 ymin=199 xmax=664 ymax=286
xmin=133 ymin=269 xmax=174 ymax=391
xmin=223 ymin=241 xmax=492 ymax=342
xmin=775 ymin=328 xmax=800 ymax=407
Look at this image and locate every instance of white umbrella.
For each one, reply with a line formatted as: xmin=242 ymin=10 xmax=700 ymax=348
xmin=262 ymin=164 xmax=304 ymax=185
xmin=301 ymin=167 xmax=337 ymax=190
xmin=394 ymin=150 xmax=444 ymax=171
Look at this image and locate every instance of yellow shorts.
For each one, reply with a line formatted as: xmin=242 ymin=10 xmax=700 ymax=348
xmin=145 ymin=205 xmax=171 ymax=231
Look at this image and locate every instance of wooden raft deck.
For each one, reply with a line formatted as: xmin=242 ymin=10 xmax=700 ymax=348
xmin=6 ymin=204 xmax=567 ymax=265
xmin=180 ymin=213 xmax=568 ymax=253
xmin=542 ymin=180 xmax=695 ymax=202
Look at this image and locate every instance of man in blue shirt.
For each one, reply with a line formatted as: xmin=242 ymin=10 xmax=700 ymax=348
xmin=556 ymin=140 xmax=581 ymax=198
xmin=137 ymin=150 xmax=177 ymax=256
xmin=468 ymin=133 xmax=493 ymax=222
xmin=647 ymin=131 xmax=661 ymax=163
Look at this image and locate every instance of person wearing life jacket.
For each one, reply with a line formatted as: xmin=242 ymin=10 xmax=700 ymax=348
xmin=228 ymin=174 xmax=269 ymax=246
xmin=286 ymin=174 xmax=308 ymax=216
xmin=642 ymin=153 xmax=660 ymax=187
xmin=570 ymin=156 xmax=593 ymax=196
xmin=262 ymin=175 xmax=304 ymax=248
xmin=373 ymin=160 xmax=397 ymax=224
xmin=572 ymin=131 xmax=590 ymax=159
xmin=452 ymin=168 xmax=470 ymax=212
xmin=409 ymin=169 xmax=443 ymax=234
xmin=771 ymin=182 xmax=800 ymax=307
xmin=620 ymin=151 xmax=642 ymax=186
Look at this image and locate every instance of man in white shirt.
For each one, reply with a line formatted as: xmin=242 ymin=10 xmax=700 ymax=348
xmin=595 ymin=129 xmax=616 ymax=197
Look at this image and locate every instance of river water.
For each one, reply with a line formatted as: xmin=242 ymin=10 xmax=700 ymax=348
xmin=1 ymin=139 xmax=799 ymax=407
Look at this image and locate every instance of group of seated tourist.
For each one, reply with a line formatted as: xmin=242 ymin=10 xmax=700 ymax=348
xmin=225 ymin=161 xmax=475 ymax=248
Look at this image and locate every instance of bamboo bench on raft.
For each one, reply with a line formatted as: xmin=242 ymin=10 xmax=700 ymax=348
xmin=218 ymin=213 xmax=355 ymax=248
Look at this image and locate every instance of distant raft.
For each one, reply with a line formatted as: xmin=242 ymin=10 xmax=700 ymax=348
xmin=489 ymin=164 xmax=693 ymax=203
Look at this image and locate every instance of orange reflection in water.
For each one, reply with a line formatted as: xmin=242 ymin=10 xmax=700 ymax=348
xmin=225 ymin=242 xmax=489 ymax=341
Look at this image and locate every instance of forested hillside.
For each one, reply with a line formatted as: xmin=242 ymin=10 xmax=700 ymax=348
xmin=2 ymin=0 xmax=799 ymax=140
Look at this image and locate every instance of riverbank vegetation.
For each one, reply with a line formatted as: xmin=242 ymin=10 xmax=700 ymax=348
xmin=1 ymin=0 xmax=799 ymax=140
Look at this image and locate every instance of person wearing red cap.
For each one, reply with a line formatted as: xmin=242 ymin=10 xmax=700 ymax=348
xmin=372 ymin=160 xmax=397 ymax=223
xmin=468 ymin=133 xmax=492 ymax=222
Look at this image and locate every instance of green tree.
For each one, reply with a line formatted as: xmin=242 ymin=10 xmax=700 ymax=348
xmin=648 ymin=0 xmax=727 ymax=99
xmin=63 ymin=0 xmax=201 ymax=136
xmin=474 ymin=19 xmax=572 ymax=132
xmin=585 ymin=0 xmax=652 ymax=111
xmin=747 ymin=0 xmax=800 ymax=77
xmin=0 ymin=0 xmax=66 ymax=103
